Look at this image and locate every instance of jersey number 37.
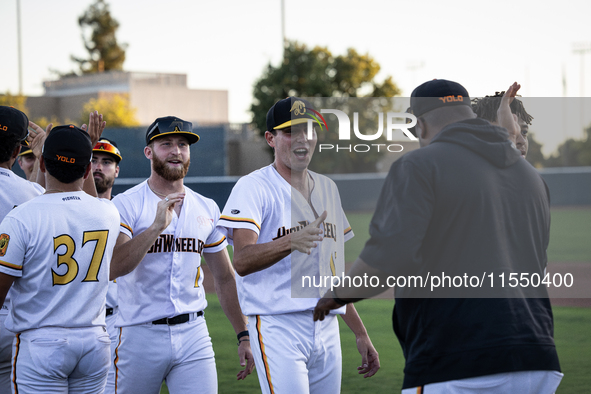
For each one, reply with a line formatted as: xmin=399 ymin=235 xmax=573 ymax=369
xmin=52 ymin=230 xmax=109 ymax=286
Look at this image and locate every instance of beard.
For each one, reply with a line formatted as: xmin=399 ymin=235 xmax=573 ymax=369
xmin=94 ymin=173 xmax=115 ymax=194
xmin=152 ymin=154 xmax=190 ymax=181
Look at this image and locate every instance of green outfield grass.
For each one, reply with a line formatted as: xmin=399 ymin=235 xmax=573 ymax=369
xmin=159 ymin=295 xmax=591 ymax=394
xmin=345 ymin=208 xmax=591 ymax=263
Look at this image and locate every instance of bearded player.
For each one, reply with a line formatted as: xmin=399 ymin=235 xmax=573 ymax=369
xmin=218 ymin=98 xmax=380 ymax=394
xmin=110 ymin=116 xmax=253 ymax=393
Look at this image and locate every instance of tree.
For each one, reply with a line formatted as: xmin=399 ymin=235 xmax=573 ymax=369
xmin=545 ymin=125 xmax=591 ymax=167
xmin=79 ymin=94 xmax=139 ymax=127
xmin=0 ymin=92 xmax=27 ymax=112
xmin=71 ymin=0 xmax=126 ymax=74
xmin=525 ymin=132 xmax=545 ymax=168
xmin=251 ymin=41 xmax=401 ymax=173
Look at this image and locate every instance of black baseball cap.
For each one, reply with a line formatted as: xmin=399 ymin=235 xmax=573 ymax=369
xmin=145 ymin=116 xmax=199 ymax=146
xmin=42 ymin=125 xmax=92 ymax=165
xmin=0 ymin=106 xmax=29 ymax=141
xmin=410 ymin=79 xmax=471 ymax=117
xmin=266 ymin=97 xmax=315 ymax=131
xmin=93 ymin=138 xmax=122 ymax=163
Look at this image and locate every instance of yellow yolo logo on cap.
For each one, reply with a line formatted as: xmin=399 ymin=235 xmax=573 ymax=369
xmin=438 ymin=95 xmax=464 ymax=103
xmin=56 ymin=155 xmax=75 ymax=163
xmin=290 ymin=101 xmax=306 ymax=116
xmin=0 ymin=233 xmax=9 ymax=256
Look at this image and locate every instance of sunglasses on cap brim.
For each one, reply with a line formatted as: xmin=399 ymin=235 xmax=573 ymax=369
xmin=148 ymin=119 xmax=199 ymax=142
xmin=93 ymin=141 xmax=122 ymax=161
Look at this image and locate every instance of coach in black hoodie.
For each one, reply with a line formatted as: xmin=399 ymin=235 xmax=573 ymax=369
xmin=314 ymin=80 xmax=562 ymax=393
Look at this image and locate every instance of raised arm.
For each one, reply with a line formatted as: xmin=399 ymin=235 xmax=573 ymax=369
xmin=497 ymin=82 xmax=521 ymax=144
xmin=232 ymin=211 xmax=327 ymax=276
xmin=27 ymin=121 xmax=50 ymax=186
xmin=81 ymin=111 xmax=106 ymax=197
xmin=110 ymin=192 xmax=184 ymax=279
xmin=204 ymin=248 xmax=254 ymax=380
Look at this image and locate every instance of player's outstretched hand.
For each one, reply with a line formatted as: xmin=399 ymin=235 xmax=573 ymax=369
xmin=153 ymin=192 xmax=185 ymax=232
xmin=27 ymin=121 xmax=51 ymax=158
xmin=497 ymin=82 xmax=521 ymax=144
xmin=291 ymin=210 xmax=327 ymax=255
xmin=236 ymin=339 xmax=255 ymax=380
xmin=313 ymin=296 xmax=341 ymax=321
xmin=355 ymin=334 xmax=380 ymax=378
xmin=81 ymin=110 xmax=107 ymax=145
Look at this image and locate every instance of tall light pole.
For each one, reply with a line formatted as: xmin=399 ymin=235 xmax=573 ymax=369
xmin=281 ymin=0 xmax=286 ymax=54
xmin=17 ymin=0 xmax=23 ymax=95
xmin=572 ymin=42 xmax=591 ymax=142
xmin=572 ymin=42 xmax=591 ymax=97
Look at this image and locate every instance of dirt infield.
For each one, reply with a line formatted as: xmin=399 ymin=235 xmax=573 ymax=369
xmin=200 ymin=261 xmax=591 ymax=308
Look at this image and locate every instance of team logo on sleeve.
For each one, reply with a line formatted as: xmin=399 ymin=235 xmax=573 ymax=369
xmin=231 ymin=209 xmax=240 ymax=214
xmin=0 ymin=234 xmax=9 ymax=256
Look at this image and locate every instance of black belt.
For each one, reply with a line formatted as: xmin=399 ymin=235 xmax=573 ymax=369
xmin=106 ymin=308 xmax=114 ymax=317
xmin=152 ymin=311 xmax=203 ymax=326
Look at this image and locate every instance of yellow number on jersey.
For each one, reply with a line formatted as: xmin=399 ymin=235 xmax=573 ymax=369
xmin=52 ymin=230 xmax=109 ymax=286
xmin=82 ymin=230 xmax=109 ymax=282
xmin=52 ymin=235 xmax=79 ymax=285
xmin=194 ymin=266 xmax=201 ymax=288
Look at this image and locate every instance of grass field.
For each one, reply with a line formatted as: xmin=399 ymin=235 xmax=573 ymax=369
xmin=345 ymin=207 xmax=591 ymax=263
xmin=158 ymin=295 xmax=591 ymax=394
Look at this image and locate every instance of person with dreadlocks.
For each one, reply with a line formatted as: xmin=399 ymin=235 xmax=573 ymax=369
xmin=472 ymin=92 xmax=533 ymax=158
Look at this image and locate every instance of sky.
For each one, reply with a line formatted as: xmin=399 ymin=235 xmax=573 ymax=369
xmin=1 ymin=0 xmax=591 ymax=155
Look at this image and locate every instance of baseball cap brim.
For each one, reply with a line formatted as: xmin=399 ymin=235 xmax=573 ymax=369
xmin=147 ymin=131 xmax=200 ymax=144
xmin=273 ymin=117 xmax=310 ymax=130
xmin=19 ymin=147 xmax=33 ymax=156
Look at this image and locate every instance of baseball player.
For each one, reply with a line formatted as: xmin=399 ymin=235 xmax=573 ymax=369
xmin=0 ymin=124 xmax=120 ymax=393
xmin=218 ymin=97 xmax=380 ymax=394
xmin=0 ymin=106 xmax=46 ymax=393
xmin=17 ymin=142 xmax=36 ymax=180
xmin=471 ymin=91 xmax=533 ymax=158
xmin=91 ymin=138 xmax=122 ymax=394
xmin=110 ymin=116 xmax=253 ymax=394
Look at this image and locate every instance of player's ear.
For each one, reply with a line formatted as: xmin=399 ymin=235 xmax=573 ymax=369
xmin=115 ymin=165 xmax=120 ymax=178
xmin=11 ymin=145 xmax=20 ymax=160
xmin=264 ymin=131 xmax=275 ymax=148
xmin=83 ymin=163 xmax=92 ymax=180
xmin=39 ymin=156 xmax=46 ymax=173
xmin=144 ymin=145 xmax=152 ymax=160
xmin=417 ymin=118 xmax=429 ymax=140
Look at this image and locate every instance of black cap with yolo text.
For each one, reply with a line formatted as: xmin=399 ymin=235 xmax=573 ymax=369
xmin=145 ymin=116 xmax=199 ymax=146
xmin=42 ymin=125 xmax=92 ymax=165
xmin=266 ymin=97 xmax=315 ymax=131
xmin=0 ymin=106 xmax=29 ymax=141
xmin=410 ymin=79 xmax=471 ymax=117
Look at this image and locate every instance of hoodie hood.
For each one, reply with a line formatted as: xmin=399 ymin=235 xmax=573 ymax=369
xmin=431 ymin=118 xmax=521 ymax=168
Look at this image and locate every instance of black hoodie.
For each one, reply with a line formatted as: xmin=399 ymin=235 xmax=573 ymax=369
xmin=360 ymin=118 xmax=560 ymax=389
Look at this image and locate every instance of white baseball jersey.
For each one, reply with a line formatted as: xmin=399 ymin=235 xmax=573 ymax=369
xmin=0 ymin=167 xmax=44 ymax=221
xmin=106 ymin=280 xmax=117 ymax=309
xmin=0 ymin=167 xmax=44 ymax=393
xmin=218 ymin=164 xmax=353 ymax=316
xmin=0 ymin=167 xmax=44 ymax=315
xmin=0 ymin=191 xmax=119 ymax=332
xmin=112 ymin=180 xmax=227 ymax=327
